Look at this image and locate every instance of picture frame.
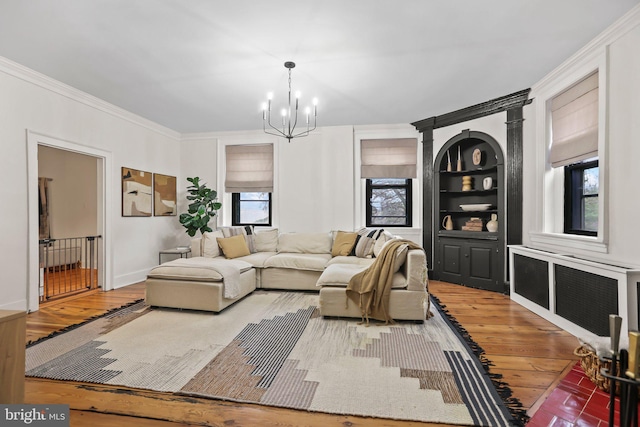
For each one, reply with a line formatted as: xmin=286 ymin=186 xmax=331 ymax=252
xmin=122 ymin=167 xmax=152 ymax=217
xmin=153 ymin=173 xmax=177 ymax=216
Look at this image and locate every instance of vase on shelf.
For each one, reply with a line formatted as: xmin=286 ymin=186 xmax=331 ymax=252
xmin=486 ymin=214 xmax=498 ymax=232
xmin=442 ymin=215 xmax=453 ymax=230
xmin=456 ymin=146 xmax=463 ymax=171
xmin=446 ymin=150 xmax=452 ymax=172
xmin=483 ymin=176 xmax=493 ymax=190
xmin=461 ymin=176 xmax=472 ymax=192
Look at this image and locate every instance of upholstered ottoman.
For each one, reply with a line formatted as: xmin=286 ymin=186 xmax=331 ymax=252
xmin=145 ymin=257 xmax=256 ymax=312
xmin=317 ymin=262 xmax=429 ymax=321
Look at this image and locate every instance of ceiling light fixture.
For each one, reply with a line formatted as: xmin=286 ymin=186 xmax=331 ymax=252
xmin=262 ymin=61 xmax=317 ymax=142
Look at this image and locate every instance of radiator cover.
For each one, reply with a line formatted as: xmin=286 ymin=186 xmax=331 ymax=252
xmin=509 ymin=245 xmax=640 ymax=339
xmin=513 ymin=254 xmax=549 ymax=309
xmin=554 ymin=265 xmax=618 ymax=336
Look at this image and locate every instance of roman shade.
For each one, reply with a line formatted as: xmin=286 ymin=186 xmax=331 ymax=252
xmin=361 ymin=138 xmax=417 ymax=179
xmin=225 ymin=144 xmax=273 ymax=192
xmin=549 ymin=72 xmax=599 ymax=168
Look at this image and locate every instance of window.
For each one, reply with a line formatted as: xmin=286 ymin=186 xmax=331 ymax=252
xmin=360 ymin=138 xmax=417 ymax=228
xmin=232 ymin=192 xmax=271 ymax=226
xmin=564 ymin=159 xmax=598 ymax=236
xmin=366 ymin=179 xmax=412 ymax=227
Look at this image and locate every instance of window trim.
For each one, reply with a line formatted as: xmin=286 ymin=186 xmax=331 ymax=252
xmin=529 ymin=47 xmax=608 ymax=254
xmin=564 ymin=159 xmax=598 ymax=237
xmin=231 ymin=192 xmax=272 ymax=227
xmin=365 ymin=178 xmax=413 ymax=227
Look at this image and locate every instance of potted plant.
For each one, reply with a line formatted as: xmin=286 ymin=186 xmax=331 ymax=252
xmin=179 ymin=177 xmax=222 ymax=237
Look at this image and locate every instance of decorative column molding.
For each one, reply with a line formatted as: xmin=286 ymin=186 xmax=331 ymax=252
xmin=506 ymin=107 xmax=526 ymax=247
xmin=421 ymin=124 xmax=434 ymax=273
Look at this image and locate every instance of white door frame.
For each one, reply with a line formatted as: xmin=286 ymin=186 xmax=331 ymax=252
xmin=27 ymin=131 xmax=113 ymax=312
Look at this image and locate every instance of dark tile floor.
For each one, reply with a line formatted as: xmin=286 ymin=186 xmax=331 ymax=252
xmin=527 ymin=362 xmax=639 ymax=426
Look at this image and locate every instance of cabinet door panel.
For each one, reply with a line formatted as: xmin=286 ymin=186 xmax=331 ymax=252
xmin=438 ymin=241 xmax=463 ymax=283
xmin=466 ymin=241 xmax=502 ymax=292
xmin=442 ymin=244 xmax=462 ymax=274
xmin=468 ymin=246 xmax=492 ymax=279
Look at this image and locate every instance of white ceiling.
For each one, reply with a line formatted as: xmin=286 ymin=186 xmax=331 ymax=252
xmin=0 ymin=1 xmax=638 ymax=133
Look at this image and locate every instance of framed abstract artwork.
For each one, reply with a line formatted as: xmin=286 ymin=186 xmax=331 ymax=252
xmin=153 ymin=173 xmax=177 ymax=216
xmin=122 ymin=167 xmax=152 ymax=217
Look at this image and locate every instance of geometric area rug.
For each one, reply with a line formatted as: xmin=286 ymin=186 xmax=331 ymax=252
xmin=25 ymin=291 xmax=523 ymax=426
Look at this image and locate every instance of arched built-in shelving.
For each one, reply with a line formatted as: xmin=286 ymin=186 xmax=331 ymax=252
xmin=433 ymin=130 xmax=505 ymax=292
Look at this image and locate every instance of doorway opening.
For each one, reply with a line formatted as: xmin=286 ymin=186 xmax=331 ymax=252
xmin=27 ymin=132 xmax=112 ymax=312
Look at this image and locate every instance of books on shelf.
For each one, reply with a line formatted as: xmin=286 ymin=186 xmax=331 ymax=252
xmin=462 ymin=217 xmax=484 ymax=231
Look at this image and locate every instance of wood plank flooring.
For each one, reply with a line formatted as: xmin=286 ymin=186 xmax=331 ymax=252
xmin=24 ymin=280 xmax=579 ymax=426
xmin=41 ymin=267 xmax=99 ymax=302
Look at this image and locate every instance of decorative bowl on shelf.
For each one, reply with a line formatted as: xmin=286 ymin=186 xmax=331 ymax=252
xmin=460 ymin=203 xmax=492 ymax=211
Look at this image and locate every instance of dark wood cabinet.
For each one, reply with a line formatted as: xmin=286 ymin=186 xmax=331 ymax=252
xmin=438 ymin=237 xmax=502 ymax=291
xmin=433 ymin=130 xmax=506 ymax=293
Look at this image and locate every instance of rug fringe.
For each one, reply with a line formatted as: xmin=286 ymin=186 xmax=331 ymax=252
xmin=430 ymin=295 xmax=530 ymax=427
xmin=26 ymin=299 xmax=146 ymax=348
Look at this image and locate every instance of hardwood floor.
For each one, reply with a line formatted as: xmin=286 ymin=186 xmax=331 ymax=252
xmin=41 ymin=267 xmax=99 ymax=301
xmin=24 ymin=280 xmax=579 ymax=426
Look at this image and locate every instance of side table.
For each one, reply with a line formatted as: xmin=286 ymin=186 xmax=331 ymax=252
xmin=0 ymin=310 xmax=26 ymax=403
xmin=159 ymin=247 xmax=191 ymax=265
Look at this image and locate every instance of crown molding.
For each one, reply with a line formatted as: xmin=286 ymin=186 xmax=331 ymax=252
xmin=181 ymin=128 xmax=272 ymax=142
xmin=0 ymin=56 xmax=181 ymax=140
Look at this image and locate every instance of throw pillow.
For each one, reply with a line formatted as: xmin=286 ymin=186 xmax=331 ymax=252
xmin=220 ymin=226 xmax=256 ymax=253
xmin=379 ymin=239 xmax=409 ymax=273
xmin=394 ymin=243 xmax=409 ymax=273
xmin=254 ymin=228 xmax=278 ymax=252
xmin=373 ymin=230 xmax=395 ymax=257
xmin=353 ymin=228 xmax=384 ymax=258
xmin=216 ymin=235 xmax=251 ymax=259
xmin=202 ymin=230 xmax=224 ymax=257
xmin=331 ymin=231 xmax=358 ymax=257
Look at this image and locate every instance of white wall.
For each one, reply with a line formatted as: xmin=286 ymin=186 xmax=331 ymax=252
xmin=0 ymin=57 xmax=183 ymax=311
xmin=177 ymin=134 xmax=220 ymax=243
xmin=197 ymin=124 xmax=423 ymax=241
xmin=522 ymin=6 xmax=640 ymax=267
xmin=38 ymin=146 xmax=98 ymax=238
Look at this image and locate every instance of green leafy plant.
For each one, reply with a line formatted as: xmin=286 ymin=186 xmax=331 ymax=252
xmin=179 ymin=177 xmax=222 ymax=237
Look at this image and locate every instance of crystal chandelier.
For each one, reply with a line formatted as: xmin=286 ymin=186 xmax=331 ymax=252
xmin=262 ymin=61 xmax=317 ymax=142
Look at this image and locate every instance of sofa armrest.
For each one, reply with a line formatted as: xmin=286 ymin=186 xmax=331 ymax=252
xmin=405 ymin=249 xmax=428 ymax=292
xmin=190 ymin=238 xmax=202 ymax=257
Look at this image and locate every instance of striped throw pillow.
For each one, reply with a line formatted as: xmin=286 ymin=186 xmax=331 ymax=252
xmin=352 ymin=228 xmax=384 ymax=258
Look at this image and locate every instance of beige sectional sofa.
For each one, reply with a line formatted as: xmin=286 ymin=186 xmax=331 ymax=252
xmin=145 ymin=227 xmax=429 ymax=321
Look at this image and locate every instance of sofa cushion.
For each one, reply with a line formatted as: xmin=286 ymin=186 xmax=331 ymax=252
xmin=254 ymin=228 xmax=279 ymax=252
xmin=375 ymin=239 xmax=409 ymax=273
xmin=217 ymin=235 xmax=251 ymax=259
xmin=331 ymin=231 xmax=358 ymax=257
xmin=353 ymin=228 xmax=384 ymax=258
xmin=202 ymin=230 xmax=224 ymax=258
xmin=277 ymin=232 xmax=332 ymax=254
xmin=373 ymin=231 xmax=395 ymax=258
xmin=235 ymin=251 xmax=277 ymax=268
xmin=392 ymin=243 xmax=409 ymax=273
xmin=147 ymin=256 xmax=252 ymax=282
xmin=264 ymin=253 xmax=332 ymax=271
xmin=326 ymin=256 xmax=375 ymax=268
xmin=317 ymin=263 xmax=407 ymax=289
